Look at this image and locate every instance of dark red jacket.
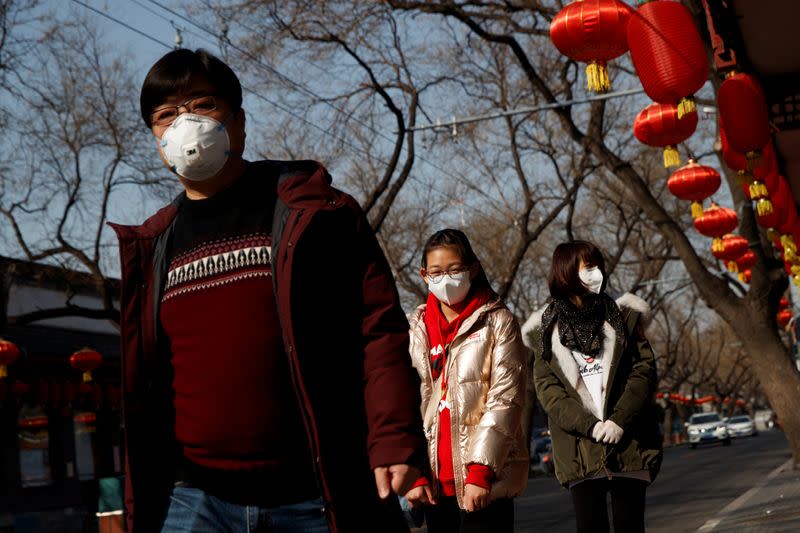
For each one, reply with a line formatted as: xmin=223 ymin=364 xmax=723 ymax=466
xmin=110 ymin=160 xmax=426 ymax=533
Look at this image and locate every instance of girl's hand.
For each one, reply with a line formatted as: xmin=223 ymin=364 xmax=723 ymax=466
xmin=405 ymin=484 xmax=437 ymax=508
xmin=463 ymin=483 xmax=490 ymax=512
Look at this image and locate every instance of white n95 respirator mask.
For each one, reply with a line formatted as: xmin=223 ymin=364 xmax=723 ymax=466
xmin=159 ymin=114 xmax=230 ymax=182
xmin=579 ymin=266 xmax=604 ymax=294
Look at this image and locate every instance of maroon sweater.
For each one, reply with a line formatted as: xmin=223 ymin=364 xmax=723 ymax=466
xmin=159 ymin=166 xmax=316 ymax=504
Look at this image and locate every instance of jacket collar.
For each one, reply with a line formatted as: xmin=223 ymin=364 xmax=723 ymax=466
xmin=410 ymin=297 xmax=504 ymax=347
xmin=108 ymin=159 xmax=335 ymax=243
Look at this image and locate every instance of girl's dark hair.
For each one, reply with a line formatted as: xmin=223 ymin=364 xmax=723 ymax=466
xmin=421 ymin=229 xmax=493 ymax=292
xmin=140 ymin=48 xmax=243 ymax=128
xmin=548 ymin=240 xmax=607 ymax=300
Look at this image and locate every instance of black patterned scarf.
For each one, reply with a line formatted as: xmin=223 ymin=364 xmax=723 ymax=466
xmin=539 ymin=293 xmax=627 ymax=359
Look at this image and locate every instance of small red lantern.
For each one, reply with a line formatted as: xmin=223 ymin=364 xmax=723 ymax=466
xmin=734 ymin=249 xmax=756 ymax=279
xmin=777 ymin=309 xmax=792 ymax=328
xmin=69 ymin=348 xmax=103 ymax=383
xmin=694 ymin=203 xmax=738 ymax=252
xmin=550 ymin=0 xmax=632 ymax=93
xmin=712 ymin=234 xmax=749 ymax=271
xmin=18 ymin=415 xmax=49 ymax=430
xmin=667 ymin=160 xmax=721 ymax=218
xmin=627 ymin=0 xmax=709 ymax=118
xmin=718 ymin=72 xmax=771 ymax=168
xmin=634 ymin=103 xmax=698 ymax=167
xmin=720 ymin=128 xmax=777 ymax=215
xmin=742 ymin=269 xmax=752 ymax=284
xmin=0 ymin=339 xmax=20 ymax=379
xmin=779 ymin=296 xmax=790 ymax=310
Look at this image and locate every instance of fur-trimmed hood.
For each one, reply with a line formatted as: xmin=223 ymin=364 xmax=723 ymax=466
xmin=521 ymin=292 xmax=650 ymax=350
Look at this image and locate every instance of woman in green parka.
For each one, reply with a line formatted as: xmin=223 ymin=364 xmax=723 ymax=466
xmin=526 ymin=241 xmax=662 ymax=533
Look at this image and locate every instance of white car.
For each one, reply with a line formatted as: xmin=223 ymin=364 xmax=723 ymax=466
xmin=687 ymin=412 xmax=731 ymax=448
xmin=726 ymin=415 xmax=758 ymax=438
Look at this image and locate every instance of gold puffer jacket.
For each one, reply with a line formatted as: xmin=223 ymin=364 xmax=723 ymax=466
xmin=408 ymin=298 xmax=529 ymax=508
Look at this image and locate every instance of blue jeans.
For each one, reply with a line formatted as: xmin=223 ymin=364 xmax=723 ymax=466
xmin=161 ymin=483 xmax=330 ymax=533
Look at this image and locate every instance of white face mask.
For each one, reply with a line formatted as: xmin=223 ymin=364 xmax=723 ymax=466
xmin=428 ymin=272 xmax=471 ymax=306
xmin=159 ymin=113 xmax=230 ymax=182
xmin=579 ymin=266 xmax=604 ymax=294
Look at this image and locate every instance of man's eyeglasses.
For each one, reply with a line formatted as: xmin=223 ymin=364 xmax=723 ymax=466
xmin=150 ymin=95 xmax=218 ymax=127
xmin=425 ymin=269 xmax=467 ymax=283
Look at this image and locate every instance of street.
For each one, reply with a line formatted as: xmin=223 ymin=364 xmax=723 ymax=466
xmin=515 ymin=430 xmax=792 ymax=532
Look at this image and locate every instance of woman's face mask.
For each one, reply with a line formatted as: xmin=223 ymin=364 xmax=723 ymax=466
xmin=427 ymin=272 xmax=471 ymax=306
xmin=579 ymin=266 xmax=604 ymax=294
xmin=158 ymin=113 xmax=230 ymax=182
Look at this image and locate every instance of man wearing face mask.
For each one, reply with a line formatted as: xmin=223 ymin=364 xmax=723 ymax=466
xmin=110 ymin=49 xmax=426 ymax=533
xmin=521 ymin=240 xmax=662 ymax=533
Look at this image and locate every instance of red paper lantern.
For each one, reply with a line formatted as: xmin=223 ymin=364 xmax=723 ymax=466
xmin=720 ymin=128 xmax=777 ymax=215
xmin=712 ymin=234 xmax=749 ymax=272
xmin=742 ymin=269 xmax=752 ymax=284
xmin=628 ymin=0 xmax=709 ymax=118
xmin=634 ymin=103 xmax=698 ymax=167
xmin=667 ymin=160 xmax=721 ymax=218
xmin=69 ymin=348 xmax=103 ymax=383
xmin=550 ymin=0 xmax=632 ymax=93
xmin=0 ymin=339 xmax=20 ymax=379
xmin=718 ymin=72 xmax=771 ymax=166
xmin=734 ymin=250 xmax=756 ymax=278
xmin=694 ymin=203 xmax=738 ymax=252
xmin=777 ymin=309 xmax=792 ymax=328
xmin=779 ymin=296 xmax=790 ymax=310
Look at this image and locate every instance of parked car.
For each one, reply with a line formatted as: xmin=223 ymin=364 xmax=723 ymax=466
xmin=726 ymin=414 xmax=758 ymax=437
xmin=530 ymin=436 xmax=555 ymax=476
xmin=687 ymin=412 xmax=731 ymax=449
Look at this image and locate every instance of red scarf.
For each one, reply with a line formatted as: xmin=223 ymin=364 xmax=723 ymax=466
xmin=423 ymin=287 xmax=493 ymax=381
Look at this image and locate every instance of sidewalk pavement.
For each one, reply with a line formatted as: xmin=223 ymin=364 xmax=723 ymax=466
xmin=697 ymin=456 xmax=800 ymax=532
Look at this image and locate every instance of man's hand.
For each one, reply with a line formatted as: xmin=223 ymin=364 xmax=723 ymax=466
xmin=600 ymin=420 xmax=624 ymax=444
xmin=405 ymin=484 xmax=436 ymax=508
xmin=463 ymin=484 xmax=490 ymax=513
xmin=374 ymin=464 xmax=421 ymax=499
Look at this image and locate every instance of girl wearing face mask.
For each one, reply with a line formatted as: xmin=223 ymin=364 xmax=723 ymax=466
xmin=524 ymin=240 xmax=662 ymax=533
xmin=404 ymin=229 xmax=529 ymax=533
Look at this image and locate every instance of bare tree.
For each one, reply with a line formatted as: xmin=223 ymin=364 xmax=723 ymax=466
xmin=0 ymin=19 xmax=173 ymax=327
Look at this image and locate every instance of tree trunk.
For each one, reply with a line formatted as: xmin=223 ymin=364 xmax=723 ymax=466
xmin=738 ymin=318 xmax=800 ymax=466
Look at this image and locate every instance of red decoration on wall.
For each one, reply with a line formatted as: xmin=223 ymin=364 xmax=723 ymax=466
xmin=628 ymin=0 xmax=709 ymax=118
xmin=69 ymin=348 xmax=103 ymax=383
xmin=717 ymin=72 xmax=771 ymax=167
xmin=550 ymin=0 xmax=632 ymax=92
xmin=634 ymin=103 xmax=698 ymax=167
xmin=667 ymin=160 xmax=721 ymax=218
xmin=694 ymin=203 xmax=738 ymax=252
xmin=0 ymin=339 xmax=20 ymax=379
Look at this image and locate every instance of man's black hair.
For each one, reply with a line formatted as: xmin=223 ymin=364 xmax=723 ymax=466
xmin=140 ymin=48 xmax=242 ymax=128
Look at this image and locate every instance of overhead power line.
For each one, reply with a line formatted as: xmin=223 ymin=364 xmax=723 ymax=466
xmin=407 ymin=88 xmax=646 ymax=133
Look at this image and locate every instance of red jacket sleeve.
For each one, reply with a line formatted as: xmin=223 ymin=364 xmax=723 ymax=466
xmin=351 ymin=201 xmax=426 ymax=470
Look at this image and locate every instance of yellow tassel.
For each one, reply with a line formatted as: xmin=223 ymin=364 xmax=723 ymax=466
xmin=712 ymin=238 xmax=724 ymax=253
xmin=663 ymin=146 xmax=681 ymax=168
xmin=782 ymin=234 xmax=797 ymax=254
xmin=749 ymin=180 xmax=768 ymax=200
xmin=746 ymin=150 xmax=763 ymax=171
xmin=793 ymin=275 xmax=800 ymax=288
xmin=586 ymin=62 xmax=610 ymax=93
xmin=82 ymin=371 xmax=93 ymax=383
xmin=0 ymin=365 xmax=7 ymax=378
xmin=677 ymin=97 xmax=696 ymax=119
xmin=691 ymin=201 xmax=704 ymax=219
xmin=792 ymin=265 xmax=800 ymax=275
xmin=728 ymin=261 xmax=738 ymax=273
xmin=738 ymin=272 xmax=747 ymax=283
xmin=756 ymin=198 xmax=774 ymax=217
xmin=767 ymin=229 xmax=779 ymax=242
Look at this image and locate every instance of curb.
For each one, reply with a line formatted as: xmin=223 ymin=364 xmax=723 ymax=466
xmin=696 ymin=457 xmax=794 ymax=532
